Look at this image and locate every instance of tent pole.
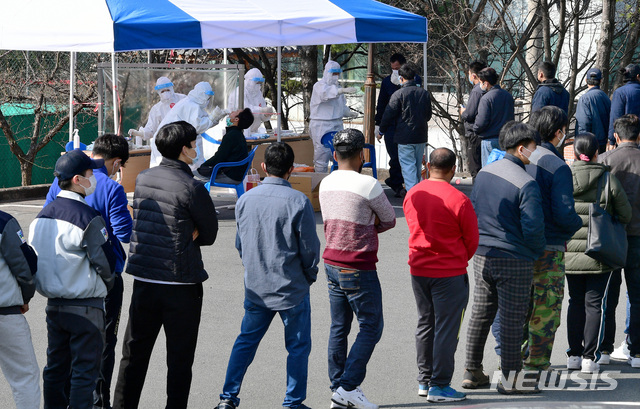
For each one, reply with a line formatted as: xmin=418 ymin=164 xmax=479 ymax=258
xmin=223 ymin=48 xmax=228 ymax=109
xmin=423 ymin=43 xmax=427 ymax=87
xmin=364 ymin=43 xmax=376 ymax=151
xmin=69 ymin=52 xmax=76 ymax=146
xmin=277 ymin=46 xmax=282 ymax=142
xmin=111 ymin=53 xmax=119 ymax=134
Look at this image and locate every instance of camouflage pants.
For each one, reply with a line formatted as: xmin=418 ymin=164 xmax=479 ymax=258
xmin=523 ymin=250 xmax=565 ymax=370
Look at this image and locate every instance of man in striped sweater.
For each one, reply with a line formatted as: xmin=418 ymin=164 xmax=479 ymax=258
xmin=319 ymin=129 xmax=396 ymax=409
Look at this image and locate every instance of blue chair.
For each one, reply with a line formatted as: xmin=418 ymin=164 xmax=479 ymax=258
xmin=65 ymin=141 xmax=87 ymax=151
xmin=204 ymin=146 xmax=259 ymax=198
xmin=320 ymin=131 xmax=377 ymax=178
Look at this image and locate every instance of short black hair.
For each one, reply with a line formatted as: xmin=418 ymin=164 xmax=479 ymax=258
xmin=429 ymin=148 xmax=456 ymax=172
xmin=399 ymin=63 xmax=418 ymax=82
xmin=528 ymin=106 xmax=568 ymax=143
xmin=586 ymin=78 xmax=601 ymax=86
xmin=477 ymin=67 xmax=498 ymax=85
xmin=538 ymin=61 xmax=556 ymax=79
xmin=468 ymin=61 xmax=487 ymax=75
xmin=390 ymin=53 xmax=406 ymax=65
xmin=620 ymin=64 xmax=640 ymax=83
xmin=237 ymin=108 xmax=254 ymax=130
xmin=92 ymin=133 xmax=130 ymax=165
xmin=498 ymin=120 xmax=519 ymax=150
xmin=574 ymin=133 xmax=599 ymax=160
xmin=614 ymin=114 xmax=640 ymax=142
xmin=155 ymin=121 xmax=197 ymax=160
xmin=501 ymin=122 xmax=539 ymax=151
xmin=334 ymin=129 xmax=365 ymax=160
xmin=264 ymin=142 xmax=294 ymax=178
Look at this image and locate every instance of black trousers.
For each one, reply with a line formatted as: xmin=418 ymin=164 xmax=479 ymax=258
xmin=95 ymin=274 xmax=124 ymax=408
xmin=566 ymin=272 xmax=612 ymax=361
xmin=412 ymin=274 xmax=469 ymax=387
xmin=466 ymin=133 xmax=481 ymax=178
xmin=383 ymin=131 xmax=404 ymax=191
xmin=113 ymin=280 xmax=203 ymax=409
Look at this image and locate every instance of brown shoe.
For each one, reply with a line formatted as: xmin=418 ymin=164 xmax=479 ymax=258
xmin=461 ymin=368 xmax=490 ymax=389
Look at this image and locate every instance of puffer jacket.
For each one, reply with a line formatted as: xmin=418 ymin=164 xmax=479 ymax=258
xmin=566 ymin=161 xmax=632 ymax=274
xmin=379 ymin=80 xmax=432 ymax=145
xmin=126 ymin=157 xmax=218 ymax=283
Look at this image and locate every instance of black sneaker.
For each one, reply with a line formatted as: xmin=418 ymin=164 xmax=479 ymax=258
xmin=461 ymin=368 xmax=490 ymax=389
xmin=216 ymin=399 xmax=237 ymax=409
xmin=497 ymin=381 xmax=541 ymax=395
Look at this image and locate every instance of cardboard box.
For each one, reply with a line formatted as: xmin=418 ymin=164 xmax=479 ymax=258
xmin=289 ymin=172 xmax=328 ymax=212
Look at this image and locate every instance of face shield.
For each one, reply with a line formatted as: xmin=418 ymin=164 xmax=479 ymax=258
xmin=155 ymin=77 xmax=175 ymax=102
xmin=204 ymin=89 xmax=216 ymax=112
xmin=323 ymin=62 xmax=342 ymax=86
xmin=189 ymin=82 xmax=214 ymax=108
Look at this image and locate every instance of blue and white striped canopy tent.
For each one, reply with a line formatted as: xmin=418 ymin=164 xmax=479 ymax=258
xmin=0 ymin=0 xmax=427 ymax=51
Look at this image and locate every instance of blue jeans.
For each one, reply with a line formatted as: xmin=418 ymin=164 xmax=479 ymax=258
xmin=220 ymin=295 xmax=311 ymax=408
xmin=481 ymin=138 xmax=500 ymax=167
xmin=326 ymin=264 xmax=384 ymax=391
xmin=397 ymin=143 xmax=425 ymax=191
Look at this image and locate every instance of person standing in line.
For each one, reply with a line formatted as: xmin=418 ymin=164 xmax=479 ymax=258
xmin=460 ymin=60 xmax=487 ymax=178
xmin=462 ymin=123 xmax=545 ymax=394
xmin=574 ymin=68 xmax=611 ymax=153
xmin=320 ymin=129 xmax=396 ymax=409
xmin=29 ymin=149 xmax=116 ymax=409
xmin=113 ymin=121 xmax=218 ymax=409
xmin=607 ymin=64 xmax=640 ymax=150
xmin=598 ymin=114 xmax=640 ymax=368
xmin=403 ymin=148 xmax=479 ymax=403
xmin=565 ymin=133 xmax=631 ymax=373
xmin=214 ymin=142 xmax=321 ymax=409
xmin=522 ymin=107 xmax=582 ymax=373
xmin=0 ymin=210 xmax=40 ymax=409
xmin=380 ymin=63 xmax=432 ymax=191
xmin=45 ymin=134 xmax=133 ymax=409
xmin=310 ymin=60 xmax=359 ymax=173
xmin=473 ymin=68 xmax=515 ymax=167
xmin=531 ymin=61 xmax=570 ymax=114
xmin=375 ymin=52 xmax=406 ymax=197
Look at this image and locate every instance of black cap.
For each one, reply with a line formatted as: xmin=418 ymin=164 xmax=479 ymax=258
xmin=54 ymin=149 xmax=104 ymax=180
xmin=333 ymin=129 xmax=365 ymax=153
xmin=586 ymin=68 xmax=602 ymax=80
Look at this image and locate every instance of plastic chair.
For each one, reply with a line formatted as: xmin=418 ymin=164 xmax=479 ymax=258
xmin=65 ymin=141 xmax=87 ymax=151
xmin=204 ymin=146 xmax=259 ymax=198
xmin=320 ymin=131 xmax=377 ymax=178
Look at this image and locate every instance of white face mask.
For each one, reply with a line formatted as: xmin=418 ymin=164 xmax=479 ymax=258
xmin=79 ymin=174 xmax=97 ymax=196
xmin=391 ymin=70 xmax=401 ymax=85
xmin=110 ymin=160 xmax=121 ymax=179
xmin=556 ymin=130 xmax=567 ymax=148
xmin=160 ymin=90 xmax=172 ymax=102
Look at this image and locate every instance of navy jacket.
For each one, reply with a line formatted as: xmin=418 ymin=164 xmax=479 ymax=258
xmin=461 ymin=83 xmax=485 ymax=138
xmin=525 ymin=143 xmax=582 ymax=247
xmin=46 ymin=166 xmax=132 ymax=274
xmin=575 ymin=86 xmax=611 ymax=147
xmin=473 ymin=84 xmax=515 ymax=140
xmin=375 ymin=75 xmax=401 ymax=137
xmin=471 ymin=154 xmax=546 ymax=260
xmin=531 ymin=79 xmax=570 ymax=113
xmin=380 ymin=80 xmax=432 ymax=145
xmin=608 ymin=81 xmax=640 ymax=144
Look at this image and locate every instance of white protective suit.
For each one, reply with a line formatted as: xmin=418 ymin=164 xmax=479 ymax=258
xmin=228 ymin=68 xmax=273 ymax=137
xmin=129 ymin=77 xmax=186 ymax=142
xmin=150 ymin=81 xmax=217 ymax=169
xmin=309 ymin=61 xmax=357 ymax=172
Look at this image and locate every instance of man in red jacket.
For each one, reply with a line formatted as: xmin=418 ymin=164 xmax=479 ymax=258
xmin=403 ymin=148 xmax=479 ymax=403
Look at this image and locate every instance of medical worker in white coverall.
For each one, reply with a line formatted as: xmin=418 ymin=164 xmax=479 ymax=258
xmin=228 ymin=68 xmax=274 ymax=137
xmin=128 ymin=77 xmax=186 ymax=142
xmin=150 ymin=81 xmax=228 ymax=169
xmin=310 ymin=61 xmax=358 ymax=172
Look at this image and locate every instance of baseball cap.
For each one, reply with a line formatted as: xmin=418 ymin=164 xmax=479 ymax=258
xmin=54 ymin=149 xmax=104 ymax=180
xmin=333 ymin=129 xmax=365 ymax=153
xmin=586 ymin=68 xmax=602 ymax=80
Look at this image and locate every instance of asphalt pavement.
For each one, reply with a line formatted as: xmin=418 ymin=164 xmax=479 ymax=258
xmin=0 ymin=180 xmax=637 ymax=408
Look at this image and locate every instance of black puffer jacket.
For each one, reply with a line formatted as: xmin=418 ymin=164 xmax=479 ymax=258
xmin=379 ymin=80 xmax=432 ymax=145
xmin=127 ymin=158 xmax=218 ymax=283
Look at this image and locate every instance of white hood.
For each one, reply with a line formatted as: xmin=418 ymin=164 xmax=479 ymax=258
xmin=188 ymin=81 xmax=213 ymax=106
xmin=322 ymin=60 xmax=341 ymax=85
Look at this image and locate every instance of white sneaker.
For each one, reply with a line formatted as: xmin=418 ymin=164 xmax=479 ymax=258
xmin=599 ymin=352 xmax=611 ymax=365
xmin=581 ymin=358 xmax=600 ymax=373
xmin=611 ymin=341 xmax=631 ymax=360
xmin=567 ymin=355 xmax=582 ymax=370
xmin=629 ymin=355 xmax=640 ymax=368
xmin=331 ymin=386 xmax=378 ymax=409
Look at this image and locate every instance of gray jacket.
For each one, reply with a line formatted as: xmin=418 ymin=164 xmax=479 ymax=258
xmin=599 ymin=142 xmax=640 ymax=236
xmin=0 ymin=211 xmax=37 ymax=314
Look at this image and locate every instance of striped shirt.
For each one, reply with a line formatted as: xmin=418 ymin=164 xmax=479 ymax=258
xmin=319 ymin=170 xmax=396 ymax=270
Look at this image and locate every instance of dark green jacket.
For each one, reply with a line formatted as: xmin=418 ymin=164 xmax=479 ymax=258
xmin=566 ymin=161 xmax=632 ymax=274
